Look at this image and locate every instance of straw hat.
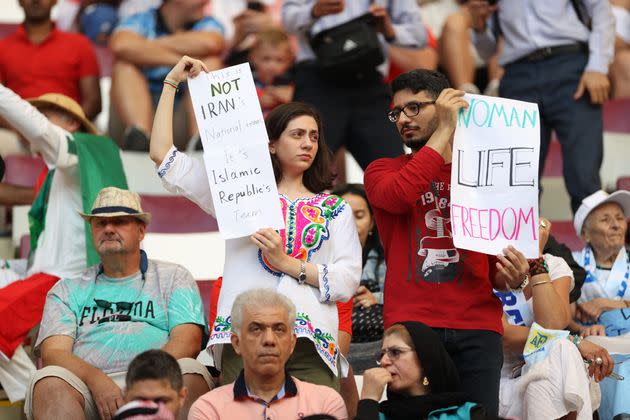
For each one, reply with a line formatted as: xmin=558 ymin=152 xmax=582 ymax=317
xmin=79 ymin=187 xmax=151 ymax=225
xmin=27 ymin=93 xmax=98 ymax=134
xmin=574 ymin=189 xmax=630 ymax=236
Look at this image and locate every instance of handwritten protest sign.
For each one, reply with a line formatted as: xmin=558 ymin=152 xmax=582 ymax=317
xmin=188 ymin=63 xmax=283 ymax=239
xmin=450 ymin=94 xmax=540 ymax=258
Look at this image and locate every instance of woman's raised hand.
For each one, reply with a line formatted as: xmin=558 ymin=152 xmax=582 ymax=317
xmin=166 ymin=56 xmax=209 ymax=85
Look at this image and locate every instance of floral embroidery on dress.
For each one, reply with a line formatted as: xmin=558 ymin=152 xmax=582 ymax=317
xmin=259 ymin=194 xmax=345 ymax=276
xmin=210 ymin=315 xmax=232 ymax=341
xmin=295 ymin=312 xmax=339 ymax=365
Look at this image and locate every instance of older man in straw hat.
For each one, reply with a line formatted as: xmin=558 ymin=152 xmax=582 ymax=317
xmin=0 ymin=84 xmax=127 ymax=402
xmin=24 ymin=186 xmax=212 ymax=420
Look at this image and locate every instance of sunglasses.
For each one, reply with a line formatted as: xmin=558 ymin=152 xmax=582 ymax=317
xmin=375 ymin=346 xmax=414 ymax=365
xmin=93 ymin=298 xmax=134 ymax=312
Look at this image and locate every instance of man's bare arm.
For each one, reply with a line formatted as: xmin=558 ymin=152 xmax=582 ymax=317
xmin=162 ymin=323 xmax=203 ymax=359
xmin=79 ymin=76 xmax=102 ymax=120
xmin=40 ymin=335 xmax=124 ymax=420
xmin=109 ymin=31 xmax=181 ymax=67
xmin=155 ymin=32 xmax=225 ymax=58
xmin=0 ymin=183 xmax=35 ymax=205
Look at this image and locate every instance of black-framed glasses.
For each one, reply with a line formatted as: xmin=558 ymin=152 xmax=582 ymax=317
xmin=93 ymin=298 xmax=134 ymax=312
xmin=375 ymin=346 xmax=414 ymax=365
xmin=387 ymin=101 xmax=435 ymax=123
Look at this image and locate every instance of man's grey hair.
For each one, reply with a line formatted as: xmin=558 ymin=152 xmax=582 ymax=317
xmin=230 ymin=288 xmax=296 ymax=335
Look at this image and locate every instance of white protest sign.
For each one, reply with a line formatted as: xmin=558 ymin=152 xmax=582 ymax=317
xmin=188 ymin=63 xmax=284 ymax=239
xmin=450 ymin=94 xmax=540 ymax=258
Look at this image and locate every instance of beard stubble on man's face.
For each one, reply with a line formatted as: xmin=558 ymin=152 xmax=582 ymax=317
xmin=400 ymin=114 xmax=439 ymax=152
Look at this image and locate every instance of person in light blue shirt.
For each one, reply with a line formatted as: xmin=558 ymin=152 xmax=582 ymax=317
xmin=25 ymin=187 xmax=212 ymax=420
xmin=469 ymin=0 xmax=615 ymax=214
xmin=109 ymin=0 xmax=225 ymax=151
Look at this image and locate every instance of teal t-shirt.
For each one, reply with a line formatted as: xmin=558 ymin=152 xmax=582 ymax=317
xmin=36 ymin=259 xmax=206 ymax=373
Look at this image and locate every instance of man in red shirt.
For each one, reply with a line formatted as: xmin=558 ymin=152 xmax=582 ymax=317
xmin=364 ymin=69 xmax=529 ymax=416
xmin=0 ymin=0 xmax=101 ymax=119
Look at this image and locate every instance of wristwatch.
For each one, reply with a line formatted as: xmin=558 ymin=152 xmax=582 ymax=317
xmin=509 ymin=273 xmax=529 ymax=293
xmin=298 ymin=261 xmax=307 ymax=285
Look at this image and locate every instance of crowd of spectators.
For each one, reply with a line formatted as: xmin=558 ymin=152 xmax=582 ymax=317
xmin=1 ymin=0 xmax=630 ymax=419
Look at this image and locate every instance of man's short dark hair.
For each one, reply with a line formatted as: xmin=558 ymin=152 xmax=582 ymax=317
xmin=391 ymin=70 xmax=450 ymax=100
xmin=125 ymin=350 xmax=183 ymax=391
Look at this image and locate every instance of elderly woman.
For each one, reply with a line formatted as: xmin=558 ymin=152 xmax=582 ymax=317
xmin=571 ymin=190 xmax=630 ymax=337
xmin=496 ymin=218 xmax=612 ymax=420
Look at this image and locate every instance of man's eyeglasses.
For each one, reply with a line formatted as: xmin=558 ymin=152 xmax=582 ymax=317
xmin=375 ymin=346 xmax=414 ymax=365
xmin=93 ymin=298 xmax=134 ymax=312
xmin=387 ymin=101 xmax=435 ymax=123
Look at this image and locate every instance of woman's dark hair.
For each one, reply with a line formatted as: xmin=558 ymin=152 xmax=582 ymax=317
xmin=265 ymin=102 xmax=335 ymax=193
xmin=391 ymin=69 xmax=450 ymax=99
xmin=387 ymin=321 xmax=461 ymax=395
xmin=332 ymin=183 xmax=384 ymax=269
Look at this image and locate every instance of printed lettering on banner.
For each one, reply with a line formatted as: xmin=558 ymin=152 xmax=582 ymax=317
xmin=450 ymin=94 xmax=540 ymax=258
xmin=188 ymin=63 xmax=284 ymax=239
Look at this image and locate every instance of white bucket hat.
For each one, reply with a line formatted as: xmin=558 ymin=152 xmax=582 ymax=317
xmin=573 ymin=189 xmax=630 ymax=236
xmin=79 ymin=187 xmax=151 ymax=225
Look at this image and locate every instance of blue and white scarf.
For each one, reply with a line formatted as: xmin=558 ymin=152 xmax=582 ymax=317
xmin=574 ymin=246 xmax=629 ymax=303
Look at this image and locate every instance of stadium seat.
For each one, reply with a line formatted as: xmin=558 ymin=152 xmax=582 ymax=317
xmin=603 ymin=98 xmax=630 ymax=134
xmin=196 ymin=279 xmax=216 ymax=321
xmin=542 ymin=136 xmax=563 ymax=177
xmin=549 ymin=220 xmax=584 ymax=252
xmin=140 ymin=194 xmax=225 ymax=281
xmin=3 ymin=155 xmax=46 ymax=187
xmin=140 ymin=195 xmax=218 ymax=233
xmin=617 ymin=176 xmax=630 ymax=192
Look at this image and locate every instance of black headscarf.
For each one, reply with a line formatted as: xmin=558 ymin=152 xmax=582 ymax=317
xmin=380 ymin=321 xmax=467 ymax=419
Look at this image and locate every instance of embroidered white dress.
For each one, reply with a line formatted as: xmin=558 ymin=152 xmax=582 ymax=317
xmin=157 ymin=146 xmax=362 ymax=374
xmin=495 ymin=254 xmax=597 ymax=420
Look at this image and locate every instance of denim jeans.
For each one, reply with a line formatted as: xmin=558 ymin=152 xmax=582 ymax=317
xmin=432 ymin=328 xmax=503 ymax=417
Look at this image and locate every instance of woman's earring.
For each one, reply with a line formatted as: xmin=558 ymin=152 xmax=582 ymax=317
xmin=422 ymin=377 xmax=429 ymax=386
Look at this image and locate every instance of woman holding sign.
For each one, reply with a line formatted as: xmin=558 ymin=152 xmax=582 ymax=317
xmin=495 ymin=218 xmax=613 ymax=420
xmin=149 ymin=56 xmax=361 ymax=389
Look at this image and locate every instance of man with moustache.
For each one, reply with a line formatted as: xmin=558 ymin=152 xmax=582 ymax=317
xmin=364 ymin=69 xmax=530 ymax=416
xmin=25 ymin=187 xmax=212 ymax=420
xmin=189 ymin=289 xmax=347 ymax=420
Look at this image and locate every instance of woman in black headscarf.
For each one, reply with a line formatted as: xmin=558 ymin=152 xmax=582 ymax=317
xmin=355 ymin=321 xmax=490 ymax=420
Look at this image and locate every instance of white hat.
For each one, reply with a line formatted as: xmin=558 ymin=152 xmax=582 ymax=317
xmin=79 ymin=187 xmax=151 ymax=225
xmin=573 ymin=190 xmax=630 ymax=236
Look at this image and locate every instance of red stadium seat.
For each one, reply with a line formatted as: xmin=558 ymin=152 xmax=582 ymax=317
xmin=542 ymin=136 xmax=563 ymax=177
xmin=603 ymin=98 xmax=630 ymax=134
xmin=550 ymin=220 xmax=584 ymax=252
xmin=196 ymin=279 xmax=216 ymax=320
xmin=3 ymin=155 xmax=46 ymax=187
xmin=140 ymin=195 xmax=218 ymax=234
xmin=617 ymin=176 xmax=630 ymax=192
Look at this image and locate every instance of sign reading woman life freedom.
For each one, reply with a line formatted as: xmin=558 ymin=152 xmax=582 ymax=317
xmin=451 ymin=94 xmax=540 ymax=258
xmin=188 ymin=63 xmax=284 ymax=239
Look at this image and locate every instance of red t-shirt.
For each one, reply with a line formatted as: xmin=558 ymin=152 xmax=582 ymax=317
xmin=0 ymin=25 xmax=99 ymax=102
xmin=364 ymin=147 xmax=503 ymax=334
